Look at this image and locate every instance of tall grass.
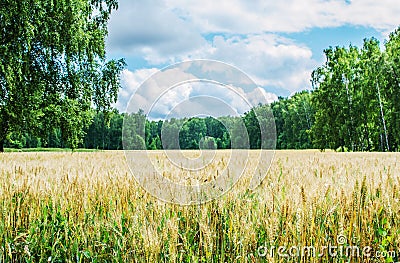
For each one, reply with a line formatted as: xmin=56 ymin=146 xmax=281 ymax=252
xmin=0 ymin=150 xmax=399 ymax=262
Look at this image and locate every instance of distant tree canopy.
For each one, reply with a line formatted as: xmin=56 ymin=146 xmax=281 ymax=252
xmin=0 ymin=0 xmax=125 ymax=152
xmin=271 ymin=91 xmax=314 ymax=150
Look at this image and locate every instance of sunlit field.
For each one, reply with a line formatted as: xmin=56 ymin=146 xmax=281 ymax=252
xmin=1 ymin=150 xmax=399 ymax=262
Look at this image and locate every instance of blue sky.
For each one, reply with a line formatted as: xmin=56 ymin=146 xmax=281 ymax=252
xmin=283 ymin=26 xmax=383 ymax=61
xmin=105 ymin=0 xmax=400 ymax=114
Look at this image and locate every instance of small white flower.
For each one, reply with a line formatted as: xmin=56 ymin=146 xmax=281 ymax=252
xmin=24 ymin=245 xmax=31 ymax=257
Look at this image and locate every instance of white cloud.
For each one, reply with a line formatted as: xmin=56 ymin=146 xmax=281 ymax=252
xmin=113 ymin=68 xmax=159 ymax=112
xmin=109 ymin=0 xmax=400 ymax=113
xmin=166 ymin=0 xmax=400 ymax=34
xmin=108 ymin=0 xmax=400 ymax=61
xmin=107 ymin=0 xmax=206 ymax=64
xmin=123 ymin=67 xmax=199 ymax=115
xmin=247 ymin=87 xmax=278 ymax=106
xmin=118 ymin=66 xmax=279 ymax=118
xmin=114 ymin=33 xmax=313 ymax=113
xmin=180 ymin=34 xmax=316 ymax=95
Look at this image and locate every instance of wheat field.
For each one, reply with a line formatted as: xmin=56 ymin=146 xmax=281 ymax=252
xmin=0 ymin=150 xmax=399 ymax=262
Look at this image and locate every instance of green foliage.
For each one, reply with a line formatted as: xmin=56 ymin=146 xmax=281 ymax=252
xmin=311 ymin=31 xmax=400 ymax=152
xmin=271 ymin=91 xmax=314 ymax=149
xmin=384 ymin=28 xmax=400 ymax=151
xmin=122 ymin=110 xmax=147 ymax=150
xmin=83 ymin=109 xmax=123 ymax=149
xmin=0 ymin=0 xmax=125 ymax=151
xmin=179 ymin=118 xmax=207 ymax=149
xmin=199 ymin=136 xmax=217 ymax=150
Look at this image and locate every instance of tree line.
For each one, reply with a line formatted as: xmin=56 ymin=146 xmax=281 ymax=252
xmin=4 ymin=105 xmax=277 ymax=150
xmin=3 ymin=69 xmax=399 ymax=152
xmin=1 ymin=91 xmax=317 ymax=151
xmin=2 ymin=0 xmax=399 ymax=153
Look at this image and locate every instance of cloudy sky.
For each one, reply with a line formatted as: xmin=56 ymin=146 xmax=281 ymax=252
xmin=106 ymin=0 xmax=400 ymax=116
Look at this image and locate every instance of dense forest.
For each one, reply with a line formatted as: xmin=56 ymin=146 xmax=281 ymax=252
xmin=4 ymin=93 xmax=313 ymax=151
xmin=4 ymin=28 xmax=400 ymax=152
